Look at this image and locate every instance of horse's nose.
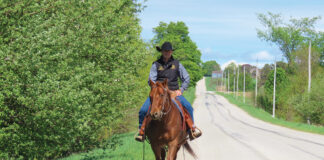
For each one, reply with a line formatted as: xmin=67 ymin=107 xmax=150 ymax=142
xmin=151 ymin=112 xmax=161 ymax=120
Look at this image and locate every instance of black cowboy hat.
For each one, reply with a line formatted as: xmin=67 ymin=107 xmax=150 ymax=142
xmin=156 ymin=42 xmax=175 ymax=52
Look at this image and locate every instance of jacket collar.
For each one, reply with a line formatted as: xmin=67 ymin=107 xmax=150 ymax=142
xmin=158 ymin=56 xmax=174 ymax=65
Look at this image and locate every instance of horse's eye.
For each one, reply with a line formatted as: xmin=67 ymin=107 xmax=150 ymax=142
xmin=160 ymin=94 xmax=164 ymax=97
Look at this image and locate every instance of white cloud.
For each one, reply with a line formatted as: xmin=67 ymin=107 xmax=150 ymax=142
xmin=220 ymin=60 xmax=265 ymax=70
xmin=251 ymin=51 xmax=274 ymax=61
xmin=248 ymin=62 xmax=268 ymax=69
xmin=199 ymin=47 xmax=212 ymax=54
xmin=221 ymin=60 xmax=238 ymax=70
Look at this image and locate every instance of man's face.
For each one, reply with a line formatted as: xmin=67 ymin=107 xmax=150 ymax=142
xmin=162 ymin=50 xmax=173 ymax=59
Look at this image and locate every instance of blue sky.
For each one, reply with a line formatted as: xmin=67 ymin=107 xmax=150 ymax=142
xmin=138 ymin=0 xmax=324 ymax=69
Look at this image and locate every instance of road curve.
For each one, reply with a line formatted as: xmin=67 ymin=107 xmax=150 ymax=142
xmin=177 ymin=78 xmax=324 ymax=160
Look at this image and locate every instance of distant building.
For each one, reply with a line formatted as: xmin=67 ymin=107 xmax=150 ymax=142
xmin=241 ymin=64 xmax=260 ymax=78
xmin=212 ymin=71 xmax=223 ymax=78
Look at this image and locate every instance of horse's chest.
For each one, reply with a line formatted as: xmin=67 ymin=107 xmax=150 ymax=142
xmin=157 ymin=132 xmax=171 ymax=141
xmin=148 ymin=127 xmax=178 ymax=143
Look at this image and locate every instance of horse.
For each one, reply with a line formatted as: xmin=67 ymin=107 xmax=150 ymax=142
xmin=144 ymin=79 xmax=197 ymax=160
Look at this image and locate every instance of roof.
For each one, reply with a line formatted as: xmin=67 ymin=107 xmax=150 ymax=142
xmin=212 ymin=71 xmax=223 ymax=74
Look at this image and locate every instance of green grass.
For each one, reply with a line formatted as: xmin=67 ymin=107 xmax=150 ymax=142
xmin=183 ymin=86 xmax=196 ymax=104
xmin=204 ymin=76 xmax=215 ymax=91
xmin=61 ymin=86 xmax=197 ymax=159
xmin=60 ymin=132 xmax=154 ymax=160
xmin=205 ymin=77 xmax=324 ymax=135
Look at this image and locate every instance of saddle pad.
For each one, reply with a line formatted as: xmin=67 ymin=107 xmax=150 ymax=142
xmin=171 ymin=98 xmax=184 ymax=119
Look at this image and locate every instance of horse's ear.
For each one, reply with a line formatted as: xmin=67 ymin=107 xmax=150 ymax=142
xmin=149 ymin=79 xmax=155 ymax=87
xmin=162 ymin=79 xmax=168 ymax=87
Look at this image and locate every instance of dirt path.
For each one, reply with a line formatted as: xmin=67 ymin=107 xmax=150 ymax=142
xmin=177 ymin=78 xmax=324 ymax=160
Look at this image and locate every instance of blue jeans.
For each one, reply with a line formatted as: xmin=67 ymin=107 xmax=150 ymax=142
xmin=138 ymin=95 xmax=194 ymax=129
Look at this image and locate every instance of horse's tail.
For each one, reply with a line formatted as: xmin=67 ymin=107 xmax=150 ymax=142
xmin=183 ymin=142 xmax=197 ymax=159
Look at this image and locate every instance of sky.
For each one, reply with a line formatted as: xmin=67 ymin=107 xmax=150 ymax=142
xmin=138 ymin=0 xmax=324 ymax=69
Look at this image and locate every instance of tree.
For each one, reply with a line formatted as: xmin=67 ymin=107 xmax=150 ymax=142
xmin=264 ymin=68 xmax=288 ymax=113
xmin=314 ymin=32 xmax=324 ymax=66
xmin=265 ymin=68 xmax=288 ymax=95
xmin=0 ymin=0 xmax=147 ymax=159
xmin=260 ymin=64 xmax=272 ymax=86
xmin=257 ymin=12 xmax=322 ymax=64
xmin=224 ymin=63 xmax=254 ymax=92
xmin=202 ymin=60 xmax=221 ymax=76
xmin=152 ymin=21 xmax=203 ymax=87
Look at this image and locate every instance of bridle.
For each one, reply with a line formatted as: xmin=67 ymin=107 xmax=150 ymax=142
xmin=151 ymin=85 xmax=172 ymax=116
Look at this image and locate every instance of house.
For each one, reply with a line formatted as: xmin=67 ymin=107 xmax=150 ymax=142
xmin=212 ymin=71 xmax=223 ymax=78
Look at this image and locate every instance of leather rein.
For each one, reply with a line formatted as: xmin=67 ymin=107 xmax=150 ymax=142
xmin=151 ymin=85 xmax=172 ymax=116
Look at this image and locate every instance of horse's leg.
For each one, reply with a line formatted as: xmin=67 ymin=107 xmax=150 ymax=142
xmin=161 ymin=147 xmax=166 ymax=160
xmin=151 ymin=143 xmax=162 ymax=160
xmin=166 ymin=139 xmax=181 ymax=160
xmin=166 ymin=144 xmax=180 ymax=160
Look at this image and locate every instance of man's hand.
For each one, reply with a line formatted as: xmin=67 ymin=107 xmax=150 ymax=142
xmin=176 ymin=90 xmax=182 ymax=96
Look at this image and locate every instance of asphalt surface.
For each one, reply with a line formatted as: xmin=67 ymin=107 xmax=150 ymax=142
xmin=177 ymin=78 xmax=324 ymax=160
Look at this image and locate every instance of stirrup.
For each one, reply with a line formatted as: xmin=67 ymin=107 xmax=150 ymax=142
xmin=190 ymin=128 xmax=202 ymax=140
xmin=134 ymin=131 xmax=145 ymax=142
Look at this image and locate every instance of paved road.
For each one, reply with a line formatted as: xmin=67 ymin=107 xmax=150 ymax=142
xmin=177 ymin=78 xmax=324 ymax=160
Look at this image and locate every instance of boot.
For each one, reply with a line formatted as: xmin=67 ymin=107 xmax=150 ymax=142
xmin=135 ymin=116 xmax=149 ymax=142
xmin=135 ymin=131 xmax=145 ymax=142
xmin=191 ymin=127 xmax=202 ymax=140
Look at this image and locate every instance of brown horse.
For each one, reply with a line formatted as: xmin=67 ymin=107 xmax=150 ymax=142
xmin=144 ymin=79 xmax=197 ymax=160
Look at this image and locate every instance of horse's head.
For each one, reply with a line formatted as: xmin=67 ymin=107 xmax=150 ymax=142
xmin=149 ymin=79 xmax=170 ymax=120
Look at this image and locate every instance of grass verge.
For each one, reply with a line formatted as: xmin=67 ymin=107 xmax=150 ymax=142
xmin=183 ymin=86 xmax=196 ymax=104
xmin=204 ymin=76 xmax=215 ymax=91
xmin=205 ymin=77 xmax=324 ymax=135
xmin=60 ymin=132 xmax=155 ymax=160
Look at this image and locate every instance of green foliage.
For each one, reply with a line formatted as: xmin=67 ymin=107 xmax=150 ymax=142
xmin=264 ymin=68 xmax=288 ymax=96
xmin=317 ymin=32 xmax=324 ymax=65
xmin=262 ymin=68 xmax=288 ymax=113
xmin=260 ymin=64 xmax=272 ymax=86
xmin=202 ymin=60 xmax=221 ymax=76
xmin=216 ymin=91 xmax=324 ymax=135
xmin=182 ymin=87 xmax=196 ymax=104
xmin=152 ymin=21 xmax=203 ymax=87
xmin=257 ymin=12 xmax=323 ymax=64
xmin=0 ymin=0 xmax=147 ymax=159
xmin=224 ymin=63 xmax=254 ymax=91
xmin=256 ymin=12 xmax=324 ymax=123
xmin=60 ymin=132 xmax=155 ymax=160
xmin=291 ymin=72 xmax=324 ymax=124
xmin=287 ymin=48 xmax=324 ymax=124
xmin=257 ymin=47 xmax=324 ymax=125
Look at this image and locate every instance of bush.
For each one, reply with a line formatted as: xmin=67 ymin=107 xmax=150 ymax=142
xmin=0 ymin=0 xmax=147 ymax=159
xmin=290 ymin=71 xmax=324 ymax=124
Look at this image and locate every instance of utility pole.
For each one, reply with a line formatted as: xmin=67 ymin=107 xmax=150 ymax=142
xmin=237 ymin=65 xmax=239 ymax=98
xmin=223 ymin=71 xmax=225 ymax=92
xmin=308 ymin=41 xmax=311 ymax=94
xmin=221 ymin=71 xmax=223 ymax=92
xmin=228 ymin=70 xmax=230 ymax=94
xmin=308 ymin=41 xmax=311 ymax=125
xmin=215 ymin=73 xmax=218 ymax=91
xmin=243 ymin=65 xmax=246 ymax=104
xmin=224 ymin=71 xmax=227 ymax=93
xmin=225 ymin=71 xmax=228 ymax=93
xmin=255 ymin=58 xmax=258 ymax=106
xmin=272 ymin=59 xmax=277 ymax=118
xmin=233 ymin=66 xmax=236 ymax=96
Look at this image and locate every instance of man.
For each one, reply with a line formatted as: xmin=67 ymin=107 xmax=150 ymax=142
xmin=135 ymin=41 xmax=202 ymax=142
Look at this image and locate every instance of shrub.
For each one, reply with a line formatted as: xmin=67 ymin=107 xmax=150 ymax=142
xmin=0 ymin=0 xmax=147 ymax=159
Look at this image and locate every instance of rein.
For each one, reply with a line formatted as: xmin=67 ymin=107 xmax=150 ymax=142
xmin=150 ymin=84 xmax=173 ymax=118
xmin=161 ymin=87 xmax=172 ymax=116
